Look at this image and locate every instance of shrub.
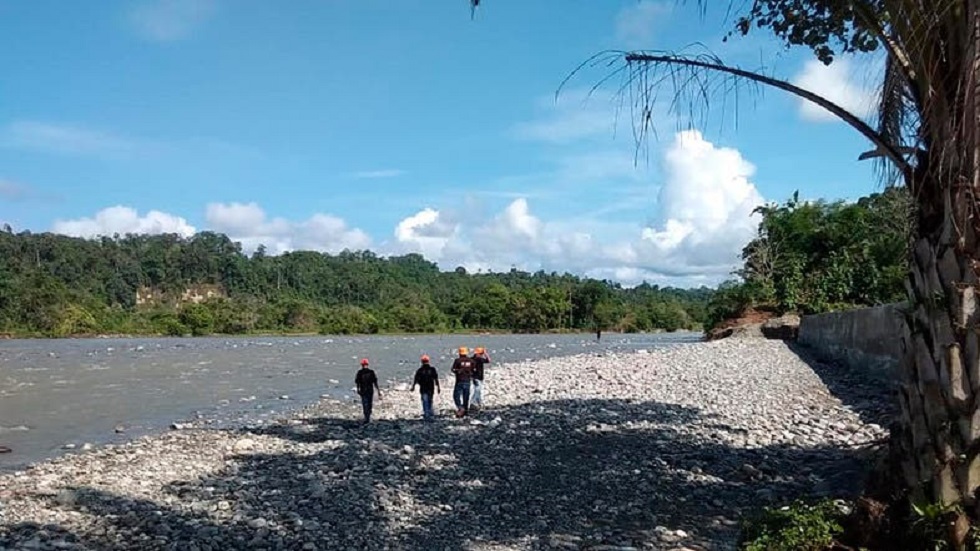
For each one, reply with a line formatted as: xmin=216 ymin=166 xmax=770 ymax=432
xmin=705 ymin=280 xmax=765 ymax=330
xmin=739 ymin=500 xmax=844 ymax=551
xmin=178 ymin=303 xmax=214 ymax=336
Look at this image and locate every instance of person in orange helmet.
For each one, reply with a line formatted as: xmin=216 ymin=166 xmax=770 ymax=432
xmin=354 ymin=358 xmax=381 ymax=424
xmin=450 ymin=346 xmax=476 ymax=417
xmin=411 ymin=354 xmax=440 ymax=421
xmin=470 ymin=346 xmax=490 ymax=410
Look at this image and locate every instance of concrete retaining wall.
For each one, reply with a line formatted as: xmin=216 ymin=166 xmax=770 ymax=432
xmin=797 ymin=303 xmax=905 ymax=381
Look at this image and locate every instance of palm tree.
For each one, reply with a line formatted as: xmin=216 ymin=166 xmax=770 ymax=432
xmin=472 ymin=0 xmax=980 ymax=544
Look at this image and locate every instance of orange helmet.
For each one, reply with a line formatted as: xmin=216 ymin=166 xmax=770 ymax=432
xmin=420 ymin=354 xmax=430 ymax=363
xmin=360 ymin=358 xmax=369 ymax=366
xmin=458 ymin=347 xmax=468 ymax=355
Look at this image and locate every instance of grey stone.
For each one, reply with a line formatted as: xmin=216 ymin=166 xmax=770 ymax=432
xmin=247 ymin=518 xmax=268 ymax=529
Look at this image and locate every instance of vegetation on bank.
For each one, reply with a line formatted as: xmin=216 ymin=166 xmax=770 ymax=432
xmin=739 ymin=500 xmax=846 ymax=551
xmin=705 ymin=187 xmax=911 ymax=330
xmin=0 ymin=228 xmax=711 ymax=338
xmin=738 ymin=497 xmax=980 ymax=551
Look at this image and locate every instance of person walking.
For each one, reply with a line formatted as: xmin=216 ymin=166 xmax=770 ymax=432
xmin=411 ymin=354 xmax=440 ymax=421
xmin=354 ymin=358 xmax=381 ymax=423
xmin=470 ymin=346 xmax=490 ymax=410
xmin=450 ymin=347 xmax=475 ymax=417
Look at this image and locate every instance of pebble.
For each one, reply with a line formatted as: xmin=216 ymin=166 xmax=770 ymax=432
xmin=247 ymin=518 xmax=268 ymax=529
xmin=0 ymin=339 xmax=892 ymax=551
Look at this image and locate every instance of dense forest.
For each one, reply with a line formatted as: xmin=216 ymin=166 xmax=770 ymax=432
xmin=0 ymin=187 xmax=911 ymax=338
xmin=705 ymin=187 xmax=911 ymax=328
xmin=0 ymin=227 xmax=712 ymax=337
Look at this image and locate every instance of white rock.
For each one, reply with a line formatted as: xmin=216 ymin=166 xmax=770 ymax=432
xmin=233 ymin=438 xmax=256 ymax=452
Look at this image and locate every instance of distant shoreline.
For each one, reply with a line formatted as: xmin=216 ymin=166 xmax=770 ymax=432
xmin=0 ymin=328 xmax=699 ymax=341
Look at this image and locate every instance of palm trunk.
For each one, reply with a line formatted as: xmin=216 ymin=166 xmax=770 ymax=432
xmin=887 ymin=7 xmax=980 ymax=547
xmin=893 ymin=169 xmax=979 ymax=549
xmin=611 ymin=12 xmax=980 ymax=546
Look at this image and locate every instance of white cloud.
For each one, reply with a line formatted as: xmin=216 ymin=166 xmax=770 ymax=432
xmin=391 ymin=130 xmax=764 ymax=285
xmin=46 ymin=129 xmax=763 ymax=286
xmin=615 ymin=1 xmax=671 ymax=48
xmin=204 ymin=202 xmax=265 ymax=234
xmin=127 ymin=0 xmax=217 ymax=42
xmin=485 ymin=198 xmax=542 ymax=242
xmin=791 ymin=57 xmax=878 ymax=122
xmin=0 ymin=121 xmax=146 ymax=157
xmin=351 ymin=169 xmax=406 ymax=179
xmin=52 ymin=202 xmax=371 ymax=255
xmin=205 ymin=202 xmax=371 ymax=254
xmin=53 ymin=206 xmax=196 ymax=238
xmin=393 ymin=207 xmax=458 ymax=260
xmin=636 ymin=129 xmax=764 ymax=272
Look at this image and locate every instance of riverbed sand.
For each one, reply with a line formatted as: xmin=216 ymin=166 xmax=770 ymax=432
xmin=0 ymin=339 xmax=891 ymax=550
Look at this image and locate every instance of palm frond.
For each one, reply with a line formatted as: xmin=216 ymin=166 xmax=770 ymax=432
xmin=562 ymin=47 xmax=913 ymax=178
xmin=871 ymin=52 xmax=920 ymax=186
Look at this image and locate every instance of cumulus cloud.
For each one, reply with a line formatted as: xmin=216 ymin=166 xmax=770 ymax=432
xmin=51 ymin=202 xmax=371 ymax=256
xmin=127 ymin=0 xmax=217 ymax=42
xmin=205 ymin=202 xmax=371 ymax=254
xmin=791 ymin=57 xmax=878 ymax=122
xmin=204 ymin=201 xmax=265 ymax=234
xmin=393 ymin=208 xmax=458 ymax=260
xmin=47 ymin=129 xmax=763 ymax=286
xmin=52 ymin=206 xmax=196 ymax=238
xmin=638 ymin=129 xmax=763 ymax=268
xmin=392 ymin=130 xmax=764 ymax=285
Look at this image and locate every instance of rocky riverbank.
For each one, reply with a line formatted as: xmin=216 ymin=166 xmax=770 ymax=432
xmin=0 ymin=339 xmax=892 ymax=550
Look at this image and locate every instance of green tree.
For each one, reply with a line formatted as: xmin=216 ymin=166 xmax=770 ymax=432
xmin=491 ymin=0 xmax=980 ymax=540
xmin=0 ymin=229 xmax=713 ymax=337
xmin=178 ymin=303 xmax=214 ymax=336
xmin=733 ymin=189 xmax=908 ymax=316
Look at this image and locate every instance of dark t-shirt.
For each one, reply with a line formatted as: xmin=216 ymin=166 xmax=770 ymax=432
xmin=355 ymin=368 xmax=378 ymax=397
xmin=451 ymin=357 xmax=475 ymax=383
xmin=413 ymin=364 xmax=439 ymax=395
xmin=472 ymin=355 xmax=489 ymax=380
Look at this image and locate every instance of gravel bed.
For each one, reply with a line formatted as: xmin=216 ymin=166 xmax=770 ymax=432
xmin=0 ymin=339 xmax=893 ymax=550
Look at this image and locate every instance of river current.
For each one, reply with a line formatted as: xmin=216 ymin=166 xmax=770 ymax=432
xmin=0 ymin=332 xmax=700 ymax=470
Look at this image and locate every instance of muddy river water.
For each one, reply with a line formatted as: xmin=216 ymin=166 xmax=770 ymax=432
xmin=0 ymin=332 xmax=700 ymax=470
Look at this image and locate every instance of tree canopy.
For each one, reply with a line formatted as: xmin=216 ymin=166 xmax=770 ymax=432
xmin=706 ymin=186 xmax=911 ymax=328
xmin=0 ymin=228 xmax=711 ymax=337
xmin=471 ymin=0 xmax=980 ymax=544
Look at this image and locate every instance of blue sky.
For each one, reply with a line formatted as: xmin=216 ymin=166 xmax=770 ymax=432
xmin=0 ymin=0 xmax=887 ymax=287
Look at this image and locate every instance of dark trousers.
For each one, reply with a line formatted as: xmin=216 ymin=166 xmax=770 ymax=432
xmin=360 ymin=393 xmax=373 ymax=422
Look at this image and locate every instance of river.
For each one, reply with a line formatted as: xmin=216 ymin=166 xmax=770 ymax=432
xmin=0 ymin=332 xmax=700 ymax=470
